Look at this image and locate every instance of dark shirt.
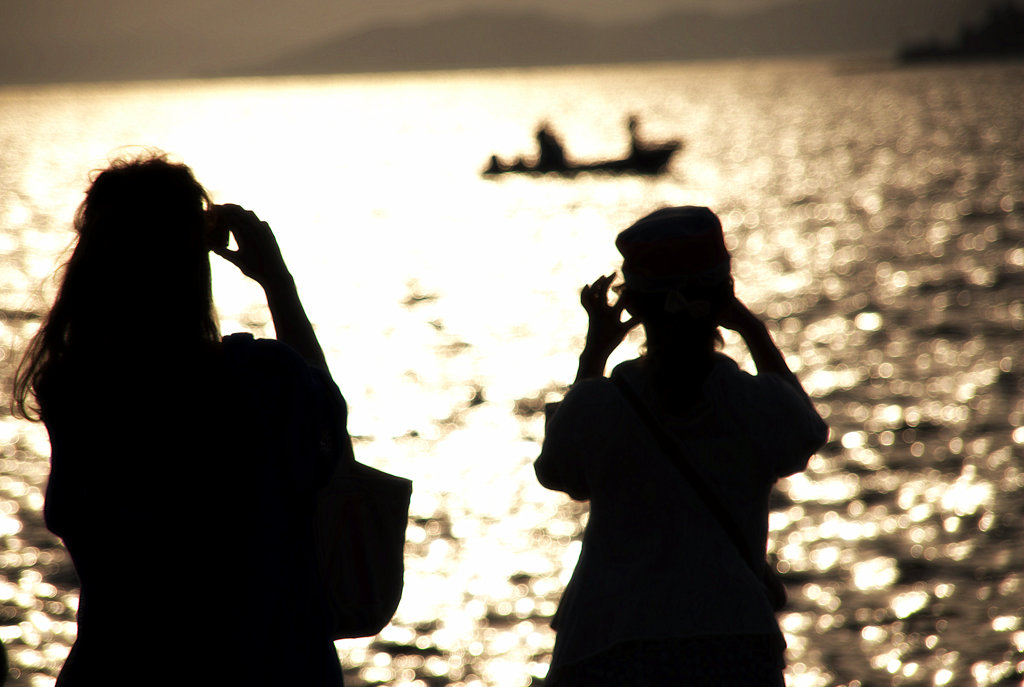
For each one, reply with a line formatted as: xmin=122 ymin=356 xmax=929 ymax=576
xmin=42 ymin=334 xmax=343 ymax=685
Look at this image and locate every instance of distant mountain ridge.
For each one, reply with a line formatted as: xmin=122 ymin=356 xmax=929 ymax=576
xmin=228 ymin=0 xmax=991 ymax=78
xmin=1 ymin=0 xmax=1012 ymax=86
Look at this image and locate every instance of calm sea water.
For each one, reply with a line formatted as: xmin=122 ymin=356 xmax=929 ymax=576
xmin=1 ymin=57 xmax=1023 ymax=687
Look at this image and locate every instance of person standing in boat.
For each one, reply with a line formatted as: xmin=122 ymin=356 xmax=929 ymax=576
xmin=535 ymin=206 xmax=828 ymax=686
xmin=626 ymin=114 xmax=644 ymax=159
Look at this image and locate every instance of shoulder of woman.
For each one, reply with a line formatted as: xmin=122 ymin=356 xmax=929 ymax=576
xmin=707 ymin=353 xmax=827 ymax=465
xmin=709 ymin=352 xmax=742 ymax=376
xmin=704 ymin=353 xmax=805 ymax=423
xmin=544 ymin=375 xmax=625 ymax=430
xmin=566 ymin=375 xmax=625 ymax=410
xmin=221 ymin=333 xmax=307 ymax=373
xmin=220 ymin=334 xmax=336 ymax=410
xmin=607 ymin=357 xmax=648 ymax=386
xmin=707 ymin=353 xmax=779 ymax=396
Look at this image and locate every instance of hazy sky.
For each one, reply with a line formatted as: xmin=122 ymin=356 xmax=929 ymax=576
xmin=0 ymin=0 xmax=998 ymax=84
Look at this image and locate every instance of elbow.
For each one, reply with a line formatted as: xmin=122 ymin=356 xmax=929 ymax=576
xmin=796 ymin=419 xmax=830 ymax=472
xmin=812 ymin=417 xmax=830 ymax=452
xmin=534 ymin=456 xmax=589 ymax=501
xmin=798 ymin=419 xmax=830 ymax=465
xmin=534 ymin=457 xmax=557 ymax=490
xmin=533 ymin=455 xmax=568 ymax=492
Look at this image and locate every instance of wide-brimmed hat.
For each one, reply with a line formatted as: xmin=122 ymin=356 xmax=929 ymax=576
xmin=615 ymin=206 xmax=730 ymax=293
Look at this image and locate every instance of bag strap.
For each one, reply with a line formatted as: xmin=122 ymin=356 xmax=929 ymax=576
xmin=611 ymin=374 xmax=766 ymax=577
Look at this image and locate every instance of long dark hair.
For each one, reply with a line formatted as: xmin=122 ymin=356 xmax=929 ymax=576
xmin=13 ymin=153 xmax=220 ymax=419
xmin=621 ymin=278 xmax=733 ymax=410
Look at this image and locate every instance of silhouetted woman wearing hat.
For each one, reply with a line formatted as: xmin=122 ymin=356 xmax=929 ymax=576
xmin=13 ymin=154 xmax=345 ymax=685
xmin=536 ymin=207 xmax=828 ymax=686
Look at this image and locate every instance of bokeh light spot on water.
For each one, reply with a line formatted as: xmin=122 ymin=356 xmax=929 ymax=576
xmin=891 ymin=590 xmax=930 ymax=619
xmin=991 ymin=616 xmax=1020 ymax=632
xmin=851 ymin=557 xmax=899 ymax=591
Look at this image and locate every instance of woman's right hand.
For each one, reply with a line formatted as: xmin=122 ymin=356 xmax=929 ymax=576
xmin=581 ymin=274 xmax=636 ymax=354
xmin=717 ymin=296 xmax=806 ymax=389
xmin=210 ymin=204 xmax=290 ymax=289
xmin=574 ymin=274 xmax=637 ymax=382
xmin=212 ymin=204 xmax=329 ymax=369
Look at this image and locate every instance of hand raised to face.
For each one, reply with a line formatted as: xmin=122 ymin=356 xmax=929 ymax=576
xmin=209 ymin=204 xmax=290 ymax=288
xmin=580 ymin=273 xmax=638 ymax=358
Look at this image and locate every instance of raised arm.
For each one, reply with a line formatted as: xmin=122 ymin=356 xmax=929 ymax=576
xmin=573 ymin=274 xmax=638 ymax=384
xmin=717 ymin=297 xmax=805 ymax=396
xmin=210 ymin=204 xmax=328 ymax=372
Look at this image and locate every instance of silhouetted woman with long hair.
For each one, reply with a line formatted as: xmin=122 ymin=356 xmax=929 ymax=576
xmin=14 ymin=154 xmax=344 ymax=685
xmin=535 ymin=207 xmax=828 ymax=686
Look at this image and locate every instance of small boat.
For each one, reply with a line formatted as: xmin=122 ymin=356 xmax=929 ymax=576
xmin=482 ymin=140 xmax=682 ymax=178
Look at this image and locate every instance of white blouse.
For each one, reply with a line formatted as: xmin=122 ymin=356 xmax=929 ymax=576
xmin=535 ymin=354 xmax=828 ymax=672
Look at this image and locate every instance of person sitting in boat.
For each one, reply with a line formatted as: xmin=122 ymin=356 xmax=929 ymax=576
xmin=536 ymin=122 xmax=567 ymax=171
xmin=485 ymin=154 xmax=506 ymax=174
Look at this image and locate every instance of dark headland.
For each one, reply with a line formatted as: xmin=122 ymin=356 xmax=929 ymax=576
xmin=899 ymin=1 xmax=1024 ymax=62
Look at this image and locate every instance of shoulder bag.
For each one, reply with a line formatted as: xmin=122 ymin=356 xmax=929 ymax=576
xmin=221 ymin=332 xmax=413 ymax=637
xmin=315 ymin=397 xmax=413 ymax=639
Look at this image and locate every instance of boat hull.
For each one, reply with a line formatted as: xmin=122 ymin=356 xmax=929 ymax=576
xmin=483 ymin=141 xmax=680 ymax=177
